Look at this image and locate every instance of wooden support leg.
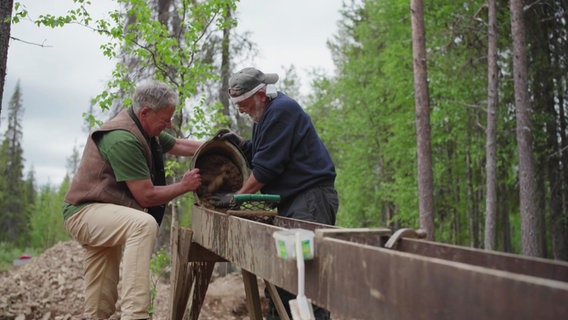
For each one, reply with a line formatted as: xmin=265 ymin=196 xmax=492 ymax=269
xmin=169 ymin=227 xmax=216 ymax=320
xmin=169 ymin=227 xmax=193 ymax=320
xmin=264 ymin=280 xmax=290 ymax=320
xmin=184 ymin=261 xmax=215 ymax=320
xmin=241 ymin=269 xmax=263 ymax=320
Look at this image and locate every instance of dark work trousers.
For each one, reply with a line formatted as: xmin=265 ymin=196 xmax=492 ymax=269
xmin=266 ymin=183 xmax=339 ymax=320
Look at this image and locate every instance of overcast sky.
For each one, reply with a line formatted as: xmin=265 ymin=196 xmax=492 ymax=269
xmin=2 ymin=0 xmax=343 ymax=186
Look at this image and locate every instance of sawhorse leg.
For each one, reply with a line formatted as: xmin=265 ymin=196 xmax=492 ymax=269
xmin=242 ymin=269 xmax=263 ymax=320
xmin=264 ymin=280 xmax=291 ymax=320
xmin=241 ymin=271 xmax=290 ymax=320
xmin=169 ymin=227 xmax=219 ymax=320
xmin=169 ymin=227 xmax=192 ymax=320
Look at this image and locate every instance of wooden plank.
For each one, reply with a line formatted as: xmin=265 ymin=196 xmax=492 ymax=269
xmin=226 ymin=210 xmax=277 ymax=217
xmin=187 ymin=242 xmax=226 ymax=262
xmin=191 ymin=207 xmax=296 ymax=286
xmin=168 ymin=226 xmax=217 ymax=320
xmin=264 ymin=280 xmax=290 ymax=320
xmin=169 ymin=227 xmax=193 ymax=320
xmin=183 ymin=261 xmax=215 ymax=320
xmin=190 ymin=206 xmax=568 ymax=320
xmin=273 ymin=216 xmax=337 ymax=230
xmin=241 ymin=269 xmax=263 ymax=320
xmin=397 ymin=238 xmax=568 ymax=282
xmin=317 ymin=236 xmax=568 ymax=320
xmin=317 ymin=227 xmax=391 ymax=247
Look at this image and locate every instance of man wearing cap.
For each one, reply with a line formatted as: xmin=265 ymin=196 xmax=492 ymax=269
xmin=216 ymin=67 xmax=338 ymax=320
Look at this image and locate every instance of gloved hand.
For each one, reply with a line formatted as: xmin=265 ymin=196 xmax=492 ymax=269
xmin=213 ymin=129 xmax=244 ymax=147
xmin=209 ymin=193 xmax=238 ymax=209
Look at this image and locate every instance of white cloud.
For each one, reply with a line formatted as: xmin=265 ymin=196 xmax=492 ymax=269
xmin=234 ymin=0 xmax=341 ymax=85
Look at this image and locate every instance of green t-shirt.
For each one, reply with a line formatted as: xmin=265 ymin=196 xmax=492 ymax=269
xmin=62 ymin=130 xmax=176 ymax=220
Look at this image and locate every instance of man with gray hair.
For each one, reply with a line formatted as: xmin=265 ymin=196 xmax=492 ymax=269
xmin=63 ymin=79 xmax=202 ymax=320
xmin=216 ymin=67 xmax=339 ymax=320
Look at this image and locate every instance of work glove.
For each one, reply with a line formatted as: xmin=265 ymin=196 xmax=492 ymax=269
xmin=209 ymin=193 xmax=238 ymax=209
xmin=213 ymin=129 xmax=245 ymax=147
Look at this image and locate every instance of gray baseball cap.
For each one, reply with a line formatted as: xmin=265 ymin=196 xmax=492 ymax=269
xmin=228 ymin=67 xmax=279 ymax=98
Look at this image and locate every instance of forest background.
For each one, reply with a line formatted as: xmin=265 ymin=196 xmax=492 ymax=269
xmin=0 ymin=0 xmax=567 ymax=272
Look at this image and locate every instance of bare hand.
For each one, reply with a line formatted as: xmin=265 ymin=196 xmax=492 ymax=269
xmin=182 ymin=168 xmax=201 ymax=191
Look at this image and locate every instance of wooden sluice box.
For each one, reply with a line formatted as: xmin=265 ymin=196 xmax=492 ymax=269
xmin=168 ymin=205 xmax=568 ymax=320
xmin=169 ymin=135 xmax=568 ymax=319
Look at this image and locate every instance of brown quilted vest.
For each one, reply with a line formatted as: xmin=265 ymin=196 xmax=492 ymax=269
xmin=64 ymin=109 xmax=154 ymax=211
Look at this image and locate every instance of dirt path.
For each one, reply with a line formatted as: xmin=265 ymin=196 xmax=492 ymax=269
xmin=0 ymin=241 xmax=263 ymax=320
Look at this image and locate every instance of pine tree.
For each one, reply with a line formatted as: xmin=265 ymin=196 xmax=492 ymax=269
xmin=0 ymin=81 xmax=28 ymax=244
xmin=66 ymin=144 xmax=81 ymax=178
xmin=411 ymin=0 xmax=435 ymax=240
xmin=24 ymin=167 xmax=37 ymax=227
xmin=510 ymin=0 xmax=541 ymax=257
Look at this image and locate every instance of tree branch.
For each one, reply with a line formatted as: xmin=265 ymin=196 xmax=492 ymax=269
xmin=9 ymin=36 xmax=53 ymax=48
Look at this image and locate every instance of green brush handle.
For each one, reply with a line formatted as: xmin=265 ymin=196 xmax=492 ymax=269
xmin=233 ymin=194 xmax=281 ymax=203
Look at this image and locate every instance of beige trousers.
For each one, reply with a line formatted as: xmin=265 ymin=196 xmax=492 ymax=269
xmin=65 ymin=203 xmax=159 ymax=320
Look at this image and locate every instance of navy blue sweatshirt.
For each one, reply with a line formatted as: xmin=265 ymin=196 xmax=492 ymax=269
xmin=241 ymin=92 xmax=336 ymax=202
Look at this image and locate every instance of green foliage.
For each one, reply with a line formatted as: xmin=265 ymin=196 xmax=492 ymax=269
xmin=11 ymin=2 xmax=28 ymax=23
xmin=23 ymin=0 xmax=237 ymax=137
xmin=28 ymin=181 xmax=72 ymax=250
xmin=508 ymin=212 xmax=522 ymax=254
xmin=94 ymin=0 xmax=236 ymax=129
xmin=148 ymin=248 xmax=170 ymax=317
xmin=0 ymin=82 xmax=28 ymax=245
xmin=279 ymin=65 xmax=302 ymax=103
xmin=13 ymin=1 xmax=242 ymax=247
xmin=150 ymin=248 xmax=170 ymax=278
xmin=307 ymin=0 xmax=567 ymax=255
xmin=309 ymin=0 xmax=418 ymax=229
xmin=8 ymin=0 xmax=567 ymax=259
